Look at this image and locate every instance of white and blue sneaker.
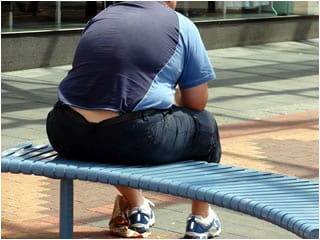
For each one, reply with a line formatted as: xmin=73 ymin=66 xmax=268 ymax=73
xmin=184 ymin=209 xmax=221 ymax=239
xmin=128 ymin=199 xmax=155 ymax=233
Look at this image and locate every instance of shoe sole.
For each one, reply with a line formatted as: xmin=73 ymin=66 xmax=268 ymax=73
xmin=184 ymin=227 xmax=221 ymax=239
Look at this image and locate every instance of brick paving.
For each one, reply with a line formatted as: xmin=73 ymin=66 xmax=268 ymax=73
xmin=220 ymin=110 xmax=319 ymax=179
xmin=1 ymin=40 xmax=318 ymax=238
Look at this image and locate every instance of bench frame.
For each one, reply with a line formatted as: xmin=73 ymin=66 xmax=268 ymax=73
xmin=1 ymin=143 xmax=319 ymax=239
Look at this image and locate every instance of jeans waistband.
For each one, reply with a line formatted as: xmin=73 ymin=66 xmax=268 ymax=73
xmin=99 ymin=108 xmax=162 ymax=126
xmin=56 ymin=101 xmax=170 ymax=127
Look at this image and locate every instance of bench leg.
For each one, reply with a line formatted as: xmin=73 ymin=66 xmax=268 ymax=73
xmin=59 ymin=179 xmax=74 ymax=239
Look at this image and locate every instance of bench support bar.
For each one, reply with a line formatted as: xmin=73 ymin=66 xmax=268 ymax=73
xmin=60 ymin=179 xmax=74 ymax=239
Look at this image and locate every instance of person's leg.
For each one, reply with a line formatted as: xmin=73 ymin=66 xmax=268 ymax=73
xmin=192 ymin=200 xmax=211 ymax=217
xmin=115 ymin=185 xmax=144 ymax=207
xmin=169 ymin=107 xmax=222 ymax=238
xmin=115 ymin=186 xmax=155 ymax=233
xmin=184 ymin=200 xmax=221 ymax=239
xmin=185 ymin=108 xmax=221 ymax=163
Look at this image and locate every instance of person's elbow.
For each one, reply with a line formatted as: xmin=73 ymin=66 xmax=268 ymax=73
xmin=182 ymin=97 xmax=207 ymax=112
xmin=178 ymin=83 xmax=209 ymax=112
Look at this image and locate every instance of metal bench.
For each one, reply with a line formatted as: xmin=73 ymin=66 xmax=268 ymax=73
xmin=1 ymin=143 xmax=319 ymax=239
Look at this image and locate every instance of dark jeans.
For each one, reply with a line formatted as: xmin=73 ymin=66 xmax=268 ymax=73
xmin=46 ymin=101 xmax=221 ymax=165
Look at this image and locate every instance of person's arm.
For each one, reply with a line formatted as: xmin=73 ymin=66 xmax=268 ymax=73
xmin=175 ymin=82 xmax=209 ymax=111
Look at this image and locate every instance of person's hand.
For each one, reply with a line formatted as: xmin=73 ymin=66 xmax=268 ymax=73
xmin=174 ymin=85 xmax=182 ymax=106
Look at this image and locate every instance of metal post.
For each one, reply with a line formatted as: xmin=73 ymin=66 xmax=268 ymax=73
xmin=9 ymin=2 xmax=13 ymax=30
xmin=59 ymin=179 xmax=74 ymax=239
xmin=183 ymin=1 xmax=189 ymax=17
xmin=223 ymin=2 xmax=227 ymax=18
xmin=56 ymin=1 xmax=61 ymax=28
xmin=270 ymin=2 xmax=278 ymax=16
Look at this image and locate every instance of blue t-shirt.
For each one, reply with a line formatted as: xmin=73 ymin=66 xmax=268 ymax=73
xmin=58 ymin=1 xmax=215 ymax=114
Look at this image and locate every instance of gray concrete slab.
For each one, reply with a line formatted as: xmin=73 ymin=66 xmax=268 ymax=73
xmin=208 ymin=39 xmax=318 ymax=125
xmin=150 ymin=204 xmax=299 ymax=239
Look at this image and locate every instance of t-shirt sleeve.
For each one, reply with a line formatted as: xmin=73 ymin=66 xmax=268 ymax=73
xmin=177 ymin=14 xmax=216 ymax=89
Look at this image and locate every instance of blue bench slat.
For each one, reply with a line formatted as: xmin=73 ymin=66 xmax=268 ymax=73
xmin=156 ymin=165 xmax=240 ymax=178
xmin=197 ymin=190 xmax=318 ymax=221
xmin=255 ymin=202 xmax=318 ymax=207
xmin=79 ymin=162 xmax=121 ymax=182
xmin=141 ymin=168 xmax=258 ymax=192
xmin=206 ymin=188 xmax=317 ymax=197
xmin=154 ymin=166 xmax=248 ymax=180
xmin=259 ymin=206 xmax=314 ymax=222
xmin=247 ymin=200 xmax=315 ymax=215
xmin=134 ymin=160 xmax=215 ymax=174
xmin=33 ymin=160 xmax=54 ymax=177
xmin=243 ymin=200 xmax=316 ymax=221
xmin=187 ymin=184 xmax=317 ymax=201
xmin=174 ymin=174 xmax=290 ymax=188
xmin=95 ymin=165 xmax=137 ymax=184
xmin=185 ymin=187 xmax=317 ymax=208
xmin=218 ymin=187 xmax=317 ymax=196
xmin=211 ymin=189 xmax=317 ymax=198
xmin=109 ymin=161 xmax=211 ymax=179
xmin=236 ymin=194 xmax=317 ymax=201
xmin=225 ymin=193 xmax=317 ymax=207
xmin=290 ymin=218 xmax=316 ymax=235
xmin=19 ymin=159 xmax=42 ymax=174
xmin=33 ymin=160 xmax=67 ymax=178
xmin=301 ymin=225 xmax=319 ymax=239
xmin=194 ymin=175 xmax=285 ymax=185
xmin=220 ymin=197 xmax=317 ymax=238
xmin=190 ymin=175 xmax=313 ymax=187
xmin=86 ymin=166 xmax=108 ymax=182
xmin=262 ymin=206 xmax=317 ymax=219
xmin=193 ymin=176 xmax=313 ymax=186
xmin=4 ymin=144 xmax=49 ymax=160
xmin=70 ymin=162 xmax=97 ymax=181
xmin=27 ymin=152 xmax=58 ymax=162
xmin=236 ymin=195 xmax=318 ymax=203
xmin=167 ymin=171 xmax=270 ymax=185
xmin=137 ymin=165 xmax=240 ymax=182
xmin=97 ymin=168 xmax=126 ymax=184
xmin=286 ymin=218 xmax=317 ymax=233
xmin=297 ymin=225 xmax=318 ymax=239
xmin=112 ymin=164 xmax=227 ymax=189
xmin=182 ymin=179 xmax=316 ymax=192
xmin=247 ymin=199 xmax=317 ymax=218
xmin=1 ymin=144 xmax=318 ymax=239
xmin=144 ymin=171 xmax=316 ymax=193
xmin=21 ymin=146 xmax=54 ymax=159
xmin=1 ymin=142 xmax=33 ymax=157
xmin=114 ymin=164 xmax=223 ymax=185
xmin=7 ymin=157 xmax=26 ymax=173
xmin=221 ymin=193 xmax=317 ymax=212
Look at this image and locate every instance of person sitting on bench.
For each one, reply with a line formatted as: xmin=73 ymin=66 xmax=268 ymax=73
xmin=46 ymin=1 xmax=222 ymax=238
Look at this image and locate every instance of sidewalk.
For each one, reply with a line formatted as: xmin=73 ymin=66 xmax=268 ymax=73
xmin=1 ymin=39 xmax=318 ymax=239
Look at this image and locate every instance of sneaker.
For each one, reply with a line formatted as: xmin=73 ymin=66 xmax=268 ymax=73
xmin=183 ymin=210 xmax=221 ymax=239
xmin=128 ymin=199 xmax=155 ymax=233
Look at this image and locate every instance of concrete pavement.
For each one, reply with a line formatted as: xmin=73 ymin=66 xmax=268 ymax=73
xmin=1 ymin=39 xmax=319 ymax=238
